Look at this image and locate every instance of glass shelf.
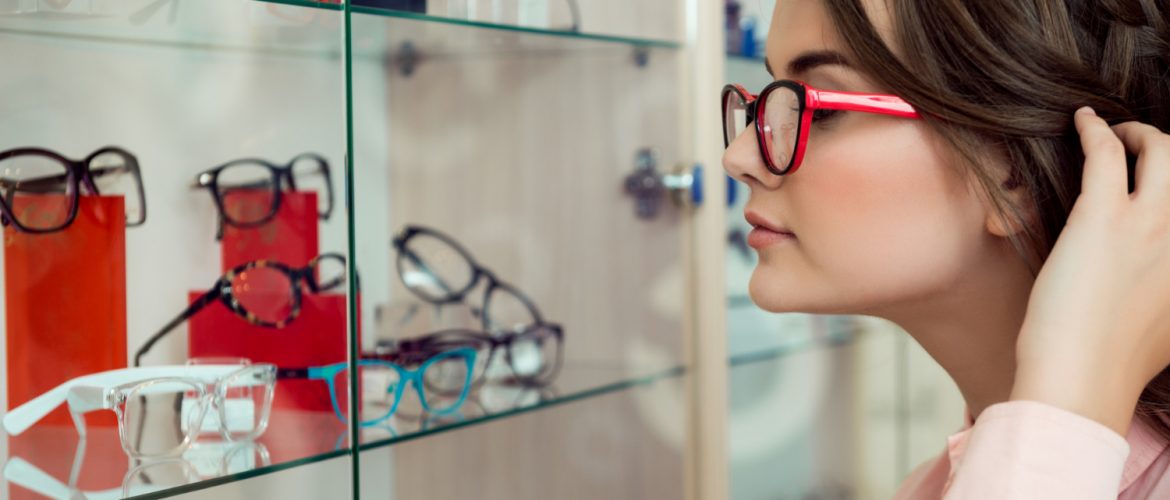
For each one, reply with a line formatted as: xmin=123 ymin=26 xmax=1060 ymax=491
xmin=349 ymin=4 xmax=680 ymax=52
xmin=3 ymin=407 xmax=349 ymax=500
xmin=0 ymin=0 xmax=343 ymax=58
xmin=727 ymin=311 xmax=864 ymax=367
xmin=356 ymin=362 xmax=686 ymax=451
xmin=729 ymin=332 xmax=857 ymax=368
xmin=1 ymin=363 xmax=684 ymax=500
xmin=349 ymin=5 xmax=680 ymax=64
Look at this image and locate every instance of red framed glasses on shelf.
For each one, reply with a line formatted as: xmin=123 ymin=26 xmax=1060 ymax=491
xmin=722 ymin=79 xmax=921 ymax=176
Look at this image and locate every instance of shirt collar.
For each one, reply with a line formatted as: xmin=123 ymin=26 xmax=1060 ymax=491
xmin=944 ymin=408 xmax=1169 ymax=494
xmin=1120 ymin=414 xmax=1170 ymax=492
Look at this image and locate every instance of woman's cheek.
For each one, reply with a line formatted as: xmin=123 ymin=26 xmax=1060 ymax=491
xmin=777 ymin=126 xmax=979 ymax=308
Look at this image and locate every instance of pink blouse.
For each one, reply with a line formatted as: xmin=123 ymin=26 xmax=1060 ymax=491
xmin=894 ymin=400 xmax=1170 ymax=499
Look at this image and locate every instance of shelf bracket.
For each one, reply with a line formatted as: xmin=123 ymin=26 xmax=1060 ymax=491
xmin=632 ymin=46 xmax=650 ymax=68
xmin=384 ymin=41 xmax=423 ymax=78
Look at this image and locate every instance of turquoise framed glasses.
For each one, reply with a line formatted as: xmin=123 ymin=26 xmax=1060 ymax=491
xmin=280 ymin=348 xmax=477 ymax=427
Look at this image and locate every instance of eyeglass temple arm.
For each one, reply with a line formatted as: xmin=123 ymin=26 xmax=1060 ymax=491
xmin=134 ymin=284 xmax=224 ymax=367
xmin=276 ymin=366 xmax=335 ymax=380
xmin=0 ymin=166 xmax=132 ymax=194
xmin=65 ymin=385 xmax=109 ymax=440
xmin=808 ymin=89 xmax=920 ymax=118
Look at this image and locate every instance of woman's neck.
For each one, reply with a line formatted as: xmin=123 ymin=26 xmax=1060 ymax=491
xmin=871 ymin=239 xmax=1035 ymax=421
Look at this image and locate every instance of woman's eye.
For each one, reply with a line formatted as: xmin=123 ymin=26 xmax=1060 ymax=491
xmin=812 ymin=109 xmax=840 ymax=123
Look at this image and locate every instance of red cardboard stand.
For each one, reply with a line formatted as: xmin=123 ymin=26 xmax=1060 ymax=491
xmin=220 ymin=191 xmax=319 ymax=271
xmin=5 ymin=196 xmax=126 ymax=427
xmin=5 ymin=197 xmax=127 ymax=500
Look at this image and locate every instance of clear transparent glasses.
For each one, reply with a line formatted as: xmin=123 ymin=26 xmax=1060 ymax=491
xmin=61 ymin=364 xmax=276 ymax=459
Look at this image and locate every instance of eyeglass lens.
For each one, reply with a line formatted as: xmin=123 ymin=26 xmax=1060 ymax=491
xmin=123 ymin=380 xmax=207 ymax=457
xmin=289 ymin=155 xmax=330 ymax=218
xmin=311 ymin=254 xmax=346 ymax=291
xmin=89 ymin=151 xmax=145 ymax=226
xmin=508 ymin=326 xmax=559 ymax=382
xmin=723 ymin=85 xmax=803 ymax=173
xmin=0 ymin=153 xmax=75 ymax=231
xmin=398 ymin=232 xmax=476 ymax=301
xmin=230 ymin=266 xmax=295 ymax=324
xmin=216 ymin=162 xmax=277 ymax=226
xmin=723 ymin=90 xmax=749 ymax=146
xmin=216 ymin=366 xmax=275 ymax=441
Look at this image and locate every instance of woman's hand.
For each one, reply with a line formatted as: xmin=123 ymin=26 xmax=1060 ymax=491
xmin=1011 ymin=107 xmax=1170 ymax=436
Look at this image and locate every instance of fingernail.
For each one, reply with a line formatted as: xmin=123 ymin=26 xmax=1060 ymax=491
xmin=1078 ymin=106 xmax=1097 ymax=117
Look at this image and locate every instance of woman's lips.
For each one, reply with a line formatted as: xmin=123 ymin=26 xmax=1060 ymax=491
xmin=747 ymin=226 xmax=796 ymax=249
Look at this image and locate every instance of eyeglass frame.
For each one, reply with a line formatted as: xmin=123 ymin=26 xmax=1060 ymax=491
xmin=277 ymin=347 xmax=477 ymax=428
xmin=722 ymin=79 xmax=921 ymax=176
xmin=64 ymin=364 xmax=277 ymax=459
xmin=392 ymin=225 xmax=544 ymax=333
xmin=0 ymin=146 xmax=146 ymax=233
xmin=133 ymin=253 xmax=347 ymax=367
xmin=371 ymin=323 xmax=565 ymax=394
xmin=193 ymin=152 xmax=333 ymax=240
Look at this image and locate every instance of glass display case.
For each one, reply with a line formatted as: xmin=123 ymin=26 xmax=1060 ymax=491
xmin=0 ymin=1 xmax=724 ymax=499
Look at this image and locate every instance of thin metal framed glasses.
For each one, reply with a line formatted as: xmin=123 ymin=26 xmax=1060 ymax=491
xmin=0 ymin=146 xmax=145 ymax=233
xmin=392 ymin=225 xmax=543 ymax=334
xmin=194 ymin=152 xmax=333 ymax=240
xmin=133 ymin=253 xmax=347 ymax=366
xmin=722 ymin=79 xmax=920 ymax=175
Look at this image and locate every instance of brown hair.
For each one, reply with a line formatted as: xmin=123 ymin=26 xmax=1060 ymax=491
xmin=819 ymin=0 xmax=1170 ymax=436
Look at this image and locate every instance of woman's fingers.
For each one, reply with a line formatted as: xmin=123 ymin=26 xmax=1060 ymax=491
xmin=1111 ymin=121 xmax=1170 ymax=201
xmin=1074 ymin=107 xmax=1130 ymax=201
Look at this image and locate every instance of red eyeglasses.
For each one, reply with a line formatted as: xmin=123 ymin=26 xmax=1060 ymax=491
xmin=722 ymin=80 xmax=921 ymax=175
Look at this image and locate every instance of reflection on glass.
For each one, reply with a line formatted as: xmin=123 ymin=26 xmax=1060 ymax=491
xmin=3 ymin=437 xmax=271 ymax=500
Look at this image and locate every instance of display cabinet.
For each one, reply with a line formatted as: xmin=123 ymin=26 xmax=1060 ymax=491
xmin=0 ymin=0 xmax=732 ymax=499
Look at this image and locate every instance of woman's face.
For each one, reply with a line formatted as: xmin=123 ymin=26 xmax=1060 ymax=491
xmin=723 ymin=0 xmax=997 ymax=316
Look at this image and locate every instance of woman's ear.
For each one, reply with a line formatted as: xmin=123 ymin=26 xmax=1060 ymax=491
xmin=984 ymin=172 xmax=1036 ymax=238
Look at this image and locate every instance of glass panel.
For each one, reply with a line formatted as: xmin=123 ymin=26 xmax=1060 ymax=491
xmin=349 ymin=7 xmax=688 ymax=498
xmin=0 ymin=1 xmax=353 ymax=498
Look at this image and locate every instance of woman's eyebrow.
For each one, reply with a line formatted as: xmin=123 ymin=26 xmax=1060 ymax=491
xmin=765 ymin=50 xmax=852 ymax=79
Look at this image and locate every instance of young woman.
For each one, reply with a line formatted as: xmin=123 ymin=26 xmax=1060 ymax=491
xmin=722 ymin=0 xmax=1170 ymax=497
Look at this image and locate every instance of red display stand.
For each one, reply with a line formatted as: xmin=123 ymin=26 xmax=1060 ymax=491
xmin=221 ymin=191 xmax=319 ymax=271
xmin=5 ymin=196 xmax=126 ymax=428
xmin=187 ymin=292 xmax=352 ymax=412
xmin=190 ymin=190 xmax=357 ymax=414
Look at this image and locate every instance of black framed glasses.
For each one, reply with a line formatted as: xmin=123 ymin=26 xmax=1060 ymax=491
xmin=0 ymin=146 xmax=145 ymax=233
xmin=371 ymin=322 xmax=565 ymax=395
xmin=392 ymin=225 xmax=543 ymax=334
xmin=133 ymin=253 xmax=347 ymax=366
xmin=194 ymin=153 xmax=333 ymax=240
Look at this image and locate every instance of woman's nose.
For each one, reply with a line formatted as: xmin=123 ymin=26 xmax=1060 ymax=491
xmin=722 ymin=124 xmax=783 ymax=190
